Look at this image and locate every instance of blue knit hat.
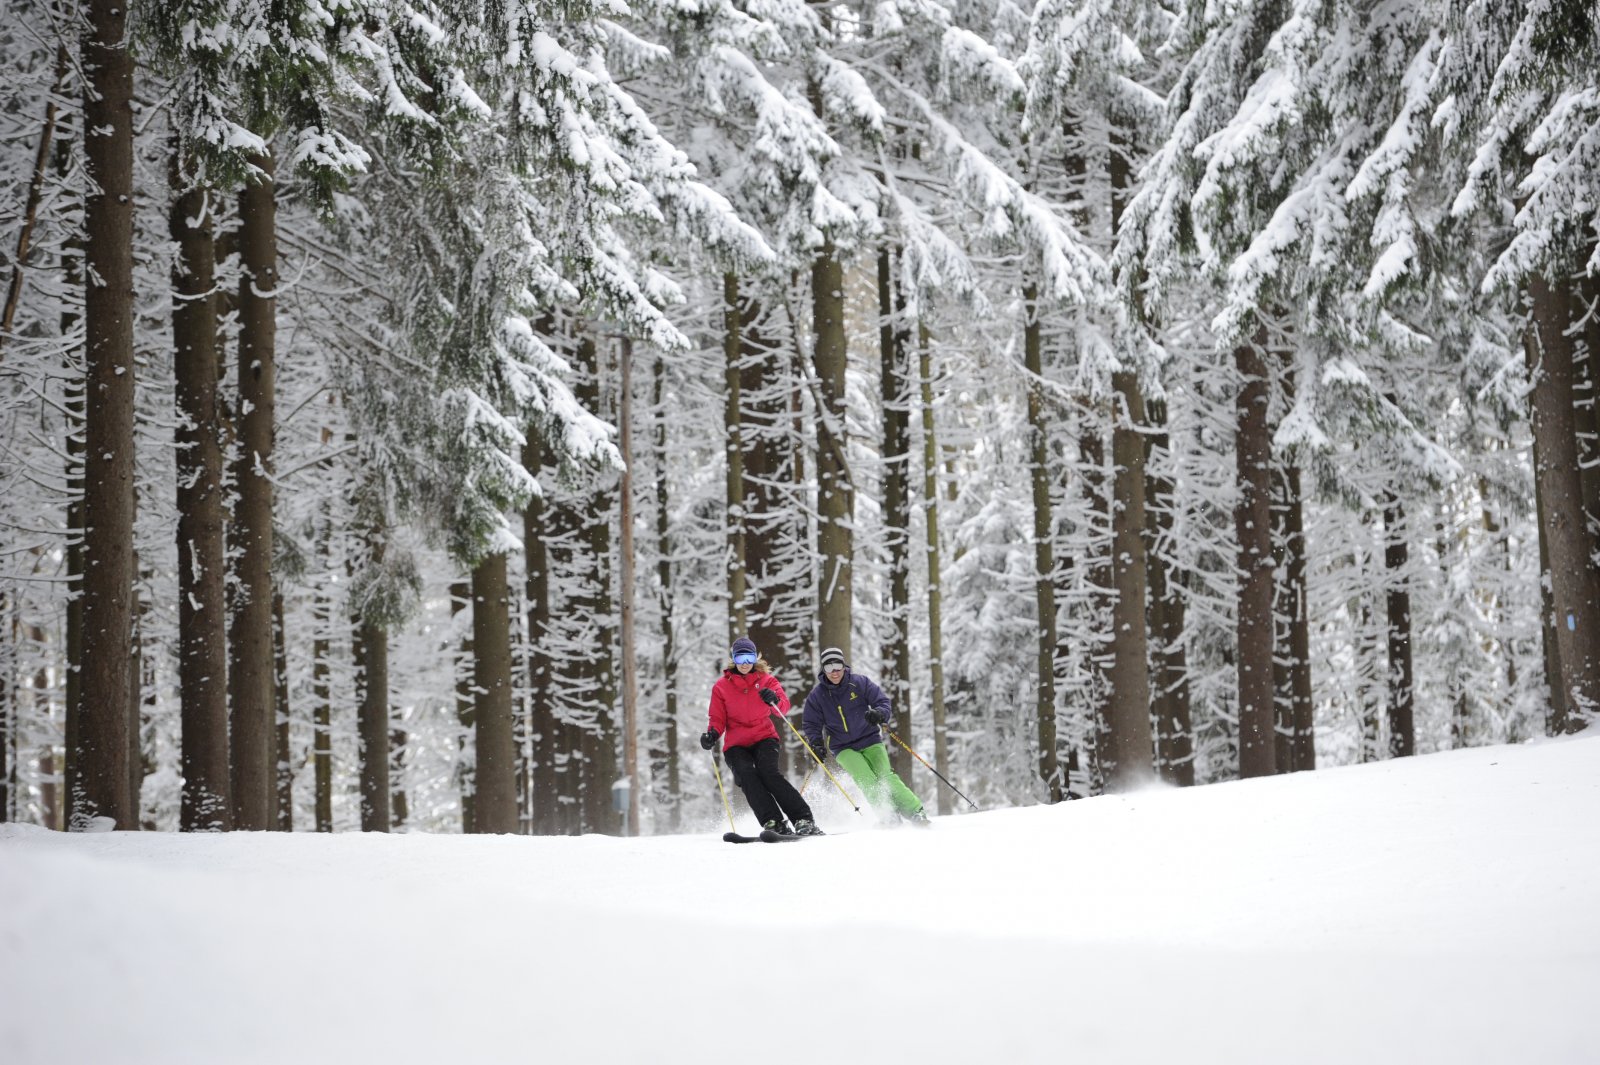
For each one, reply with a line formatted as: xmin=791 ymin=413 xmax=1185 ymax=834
xmin=730 ymin=637 xmax=758 ymax=659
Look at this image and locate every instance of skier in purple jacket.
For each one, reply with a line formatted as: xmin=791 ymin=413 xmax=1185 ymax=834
xmin=800 ymin=647 xmax=929 ymax=824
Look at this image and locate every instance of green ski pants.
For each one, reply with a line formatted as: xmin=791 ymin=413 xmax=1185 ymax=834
xmin=833 ymin=743 xmax=924 ymax=816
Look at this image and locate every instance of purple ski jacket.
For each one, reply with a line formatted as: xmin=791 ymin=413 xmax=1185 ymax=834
xmin=801 ymin=668 xmax=892 ymax=756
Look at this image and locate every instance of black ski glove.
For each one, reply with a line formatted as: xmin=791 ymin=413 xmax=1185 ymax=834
xmin=700 ymin=730 xmax=719 ymax=751
xmin=865 ymin=708 xmax=888 ymax=726
xmin=759 ymin=687 xmax=780 ymax=707
xmin=806 ymin=742 xmax=827 ymax=763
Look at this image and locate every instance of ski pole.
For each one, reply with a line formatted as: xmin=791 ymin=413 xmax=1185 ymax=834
xmin=775 ymin=712 xmax=860 ymax=812
xmin=887 ymin=730 xmax=977 ymax=810
xmin=710 ymin=752 xmax=737 ymax=832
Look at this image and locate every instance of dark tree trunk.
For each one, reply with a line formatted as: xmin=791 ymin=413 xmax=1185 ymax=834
xmin=1079 ymin=416 xmax=1112 ymax=794
xmin=918 ymin=324 xmax=953 ymax=812
xmin=1235 ymin=334 xmax=1276 ymax=778
xmin=1022 ymin=282 xmax=1062 ymax=801
xmin=2 ymin=44 xmax=67 ymax=346
xmin=650 ymin=352 xmax=681 ymax=829
xmin=618 ymin=338 xmax=640 ymax=835
xmin=312 ymin=555 xmax=333 ymax=833
xmin=1144 ymin=398 xmax=1194 ymax=786
xmin=723 ymin=273 xmax=748 ymax=644
xmin=71 ymin=0 xmax=137 ymax=830
xmin=1573 ymin=275 xmax=1600 ymax=557
xmin=171 ymin=144 xmax=231 ymax=830
xmin=577 ymin=338 xmax=619 ymax=835
xmin=1527 ymin=272 xmax=1600 ymax=729
xmin=228 ymin=152 xmax=278 ymax=830
xmin=878 ymin=247 xmax=913 ymax=782
xmin=522 ymin=441 xmax=553 ymax=834
xmin=357 ymin=606 xmax=390 ymax=832
xmin=273 ymin=590 xmax=292 ymax=829
xmin=813 ymin=245 xmax=853 ymax=657
xmin=1284 ymin=463 xmax=1314 ymax=770
xmin=452 ymin=579 xmax=476 ymax=833
xmin=1106 ymin=368 xmax=1154 ymax=790
xmin=390 ymin=726 xmax=408 ymax=829
xmin=1105 ymin=124 xmax=1154 ymax=791
xmin=473 ymin=552 xmax=518 ymax=833
xmin=1383 ymin=493 xmax=1415 ymax=758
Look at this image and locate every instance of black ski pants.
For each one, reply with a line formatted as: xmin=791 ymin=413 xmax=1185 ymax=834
xmin=724 ymin=737 xmax=813 ymax=828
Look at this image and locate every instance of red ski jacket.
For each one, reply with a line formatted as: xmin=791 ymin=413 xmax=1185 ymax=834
xmin=707 ymin=668 xmax=792 ymax=750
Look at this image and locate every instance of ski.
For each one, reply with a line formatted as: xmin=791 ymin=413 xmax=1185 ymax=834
xmin=759 ymin=828 xmax=808 ymax=843
xmin=723 ymin=831 xmax=763 ymax=844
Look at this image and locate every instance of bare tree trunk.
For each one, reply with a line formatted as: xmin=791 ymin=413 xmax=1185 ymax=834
xmin=917 ymin=324 xmax=952 ymax=813
xmin=1527 ymin=272 xmax=1600 ymax=729
xmin=521 ymin=442 xmax=552 ymax=834
xmin=619 ymin=338 xmax=640 ymax=835
xmin=1235 ymin=333 xmax=1276 ymax=778
xmin=879 ymin=247 xmax=913 ymax=781
xmin=1079 ymin=417 xmax=1112 ymax=794
xmin=273 ymin=591 xmax=293 ymax=829
xmin=1284 ymin=463 xmax=1314 ymax=770
xmin=390 ymin=725 xmax=407 ymax=830
xmin=813 ymin=245 xmax=853 ymax=657
xmin=71 ymin=0 xmax=137 ymax=829
xmin=472 ymin=552 xmax=517 ymax=833
xmin=576 ymin=336 xmax=619 ymax=835
xmin=312 ymin=560 xmax=333 ymax=833
xmin=1144 ymin=397 xmax=1193 ymax=786
xmin=1383 ymin=493 xmax=1416 ymax=757
xmin=229 ymin=152 xmax=278 ymax=830
xmin=724 ymin=273 xmax=748 ymax=645
xmin=171 ymin=143 xmax=231 ymax=830
xmin=450 ymin=580 xmax=475 ymax=832
xmin=357 ymin=594 xmax=390 ymax=832
xmin=1573 ymin=276 xmax=1600 ymax=555
xmin=1022 ymin=282 xmax=1062 ymax=801
xmin=650 ymin=355 xmax=681 ymax=829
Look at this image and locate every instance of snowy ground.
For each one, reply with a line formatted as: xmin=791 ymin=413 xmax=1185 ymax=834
xmin=4 ymin=736 xmax=1598 ymax=1065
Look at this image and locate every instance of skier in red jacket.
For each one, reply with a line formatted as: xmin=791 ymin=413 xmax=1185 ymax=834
xmin=701 ymin=637 xmax=824 ymax=836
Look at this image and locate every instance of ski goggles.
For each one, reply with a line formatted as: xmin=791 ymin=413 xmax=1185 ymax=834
xmin=732 ymin=652 xmax=758 ymax=665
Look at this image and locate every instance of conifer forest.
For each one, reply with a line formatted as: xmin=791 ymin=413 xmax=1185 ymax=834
xmin=1 ymin=0 xmax=1597 ymax=836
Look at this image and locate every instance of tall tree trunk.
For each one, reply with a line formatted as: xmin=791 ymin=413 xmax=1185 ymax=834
xmin=879 ymin=247 xmax=913 ymax=782
xmin=472 ymin=552 xmax=517 ymax=833
xmin=1383 ymin=493 xmax=1415 ymax=758
xmin=581 ymin=344 xmax=619 ymax=835
xmin=228 ymin=152 xmax=278 ymax=830
xmin=813 ymin=245 xmax=853 ymax=657
xmin=650 ymin=354 xmax=681 ymax=830
xmin=618 ymin=338 xmax=640 ymax=835
xmin=1284 ymin=462 xmax=1314 ymax=771
xmin=1235 ymin=333 xmax=1276 ymax=778
xmin=273 ymin=590 xmax=292 ymax=829
xmin=1144 ymin=397 xmax=1193 ymax=786
xmin=312 ymin=550 xmax=333 ymax=833
xmin=1106 ymin=370 xmax=1154 ymax=791
xmin=357 ymin=541 xmax=390 ymax=833
xmin=390 ymin=725 xmax=408 ymax=829
xmin=1078 ymin=417 xmax=1112 ymax=794
xmin=71 ymin=0 xmax=137 ymax=829
xmin=723 ymin=273 xmax=748 ymax=645
xmin=918 ymin=324 xmax=953 ymax=813
xmin=1533 ymin=468 xmax=1567 ymax=731
xmin=1527 ymin=273 xmax=1600 ymax=729
xmin=450 ymin=580 xmax=476 ymax=832
xmin=1022 ymin=281 xmax=1062 ymax=801
xmin=1105 ymin=123 xmax=1153 ymax=791
xmin=522 ymin=442 xmax=552 ymax=834
xmin=1574 ymin=275 xmax=1600 ymax=558
xmin=171 ymin=144 xmax=231 ymax=830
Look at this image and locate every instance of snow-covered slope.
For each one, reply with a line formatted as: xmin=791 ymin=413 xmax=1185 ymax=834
xmin=4 ymin=735 xmax=1598 ymax=1065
